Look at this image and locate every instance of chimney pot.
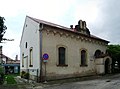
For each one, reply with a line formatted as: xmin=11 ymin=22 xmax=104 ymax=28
xmin=83 ymin=21 xmax=86 ymax=29
xmin=15 ymin=55 xmax=18 ymax=60
xmin=70 ymin=25 xmax=73 ymax=29
xmin=78 ymin=20 xmax=83 ymax=29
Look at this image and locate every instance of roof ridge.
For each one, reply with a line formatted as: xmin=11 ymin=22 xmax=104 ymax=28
xmin=27 ymin=16 xmax=109 ymax=43
xmin=27 ymin=16 xmax=70 ymax=30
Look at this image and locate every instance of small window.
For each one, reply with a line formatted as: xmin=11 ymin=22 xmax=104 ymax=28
xmin=26 ymin=24 xmax=27 ymax=27
xmin=80 ymin=50 xmax=87 ymax=66
xmin=29 ymin=47 xmax=33 ymax=67
xmin=22 ymin=53 xmax=24 ymax=67
xmin=94 ymin=50 xmax=101 ymax=58
xmin=25 ymin=42 xmax=27 ymax=48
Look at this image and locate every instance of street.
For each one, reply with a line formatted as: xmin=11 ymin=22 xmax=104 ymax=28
xmin=42 ymin=74 xmax=120 ymax=89
xmin=1 ymin=74 xmax=120 ymax=89
xmin=43 ymin=79 xmax=120 ymax=89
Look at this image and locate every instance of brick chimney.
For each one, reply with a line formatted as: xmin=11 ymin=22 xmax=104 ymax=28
xmin=78 ymin=20 xmax=83 ymax=29
xmin=70 ymin=25 xmax=73 ymax=29
xmin=83 ymin=21 xmax=86 ymax=29
xmin=15 ymin=55 xmax=18 ymax=60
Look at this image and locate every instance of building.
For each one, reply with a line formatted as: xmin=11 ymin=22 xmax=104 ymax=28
xmin=0 ymin=46 xmax=20 ymax=74
xmin=2 ymin=55 xmax=20 ymax=74
xmin=20 ymin=16 xmax=112 ymax=81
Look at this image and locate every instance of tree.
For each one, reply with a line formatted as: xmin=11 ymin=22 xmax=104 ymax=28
xmin=107 ymin=44 xmax=120 ymax=72
xmin=0 ymin=16 xmax=7 ymax=43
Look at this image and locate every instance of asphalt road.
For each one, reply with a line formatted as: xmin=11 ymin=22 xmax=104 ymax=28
xmin=1 ymin=74 xmax=120 ymax=89
xmin=42 ymin=74 xmax=120 ymax=89
xmin=0 ymin=85 xmax=18 ymax=89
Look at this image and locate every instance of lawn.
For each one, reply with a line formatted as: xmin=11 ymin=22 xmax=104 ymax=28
xmin=5 ymin=74 xmax=19 ymax=84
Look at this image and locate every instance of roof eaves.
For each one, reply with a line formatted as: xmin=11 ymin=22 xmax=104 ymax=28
xmin=27 ymin=16 xmax=109 ymax=43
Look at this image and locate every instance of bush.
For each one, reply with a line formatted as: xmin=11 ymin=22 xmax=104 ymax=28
xmin=21 ymin=71 xmax=29 ymax=79
xmin=0 ymin=66 xmax=4 ymax=74
xmin=24 ymin=73 xmax=29 ymax=79
xmin=21 ymin=71 xmax=26 ymax=78
xmin=0 ymin=66 xmax=4 ymax=84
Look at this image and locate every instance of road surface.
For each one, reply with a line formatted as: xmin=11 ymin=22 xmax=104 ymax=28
xmin=42 ymin=74 xmax=120 ymax=89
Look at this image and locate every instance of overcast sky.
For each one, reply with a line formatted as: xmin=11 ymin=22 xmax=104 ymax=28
xmin=0 ymin=0 xmax=120 ymax=59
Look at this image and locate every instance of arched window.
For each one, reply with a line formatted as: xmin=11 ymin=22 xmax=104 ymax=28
xmin=25 ymin=42 xmax=27 ymax=48
xmin=94 ymin=50 xmax=101 ymax=58
xmin=81 ymin=50 xmax=87 ymax=66
xmin=58 ymin=47 xmax=65 ymax=65
xmin=29 ymin=47 xmax=33 ymax=67
xmin=22 ymin=53 xmax=24 ymax=67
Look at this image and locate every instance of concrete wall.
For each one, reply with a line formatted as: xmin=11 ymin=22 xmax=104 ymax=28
xmin=95 ymin=56 xmax=112 ymax=74
xmin=42 ymin=26 xmax=107 ymax=80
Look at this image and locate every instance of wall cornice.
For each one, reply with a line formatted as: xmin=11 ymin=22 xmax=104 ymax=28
xmin=44 ymin=29 xmax=107 ymax=46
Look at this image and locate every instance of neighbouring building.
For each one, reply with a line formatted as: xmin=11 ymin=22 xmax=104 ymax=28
xmin=20 ymin=16 xmax=112 ymax=81
xmin=0 ymin=46 xmax=20 ymax=74
xmin=2 ymin=54 xmax=20 ymax=74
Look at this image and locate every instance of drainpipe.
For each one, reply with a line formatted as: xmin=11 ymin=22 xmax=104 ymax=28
xmin=39 ymin=23 xmax=43 ymax=82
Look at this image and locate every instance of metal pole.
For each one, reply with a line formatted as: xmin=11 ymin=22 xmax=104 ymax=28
xmin=39 ymin=24 xmax=43 ymax=82
xmin=44 ymin=62 xmax=47 ymax=83
xmin=37 ymin=69 xmax=38 ymax=82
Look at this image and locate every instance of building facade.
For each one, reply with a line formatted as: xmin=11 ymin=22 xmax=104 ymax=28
xmin=0 ymin=46 xmax=20 ymax=74
xmin=20 ymin=16 xmax=112 ymax=81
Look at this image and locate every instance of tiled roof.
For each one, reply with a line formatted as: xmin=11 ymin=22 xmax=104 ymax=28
xmin=27 ymin=16 xmax=109 ymax=43
xmin=1 ymin=54 xmax=13 ymax=60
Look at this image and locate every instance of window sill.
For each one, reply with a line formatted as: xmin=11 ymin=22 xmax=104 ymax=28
xmin=57 ymin=64 xmax=68 ymax=67
xmin=29 ymin=65 xmax=33 ymax=67
xmin=80 ymin=65 xmax=88 ymax=67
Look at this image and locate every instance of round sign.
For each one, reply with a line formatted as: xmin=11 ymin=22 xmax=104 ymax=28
xmin=43 ymin=53 xmax=49 ymax=60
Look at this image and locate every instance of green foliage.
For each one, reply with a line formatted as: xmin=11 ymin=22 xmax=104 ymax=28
xmin=0 ymin=66 xmax=4 ymax=84
xmin=21 ymin=71 xmax=29 ymax=79
xmin=5 ymin=74 xmax=17 ymax=84
xmin=107 ymin=45 xmax=120 ymax=62
xmin=20 ymin=71 xmax=25 ymax=78
xmin=0 ymin=66 xmax=4 ymax=74
xmin=107 ymin=44 xmax=120 ymax=72
xmin=24 ymin=72 xmax=29 ymax=79
xmin=0 ymin=16 xmax=7 ymax=42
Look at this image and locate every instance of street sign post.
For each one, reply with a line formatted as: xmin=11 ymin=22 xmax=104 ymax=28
xmin=42 ymin=53 xmax=49 ymax=83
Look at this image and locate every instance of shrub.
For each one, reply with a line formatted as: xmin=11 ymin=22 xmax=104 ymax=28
xmin=21 ymin=71 xmax=26 ymax=78
xmin=0 ymin=66 xmax=4 ymax=84
xmin=24 ymin=73 xmax=29 ymax=79
xmin=0 ymin=66 xmax=4 ymax=74
xmin=21 ymin=71 xmax=29 ymax=79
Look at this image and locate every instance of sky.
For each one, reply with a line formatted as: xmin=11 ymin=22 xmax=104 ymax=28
xmin=0 ymin=0 xmax=120 ymax=59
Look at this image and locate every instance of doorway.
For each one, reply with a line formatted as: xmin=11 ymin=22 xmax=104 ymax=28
xmin=105 ymin=58 xmax=110 ymax=74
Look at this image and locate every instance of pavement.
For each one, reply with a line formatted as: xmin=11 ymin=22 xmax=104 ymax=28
xmin=13 ymin=73 xmax=120 ymax=89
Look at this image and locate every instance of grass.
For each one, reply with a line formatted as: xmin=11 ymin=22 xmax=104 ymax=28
xmin=5 ymin=74 xmax=19 ymax=84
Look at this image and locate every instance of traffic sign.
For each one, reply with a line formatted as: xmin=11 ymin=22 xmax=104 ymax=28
xmin=43 ymin=53 xmax=49 ymax=61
